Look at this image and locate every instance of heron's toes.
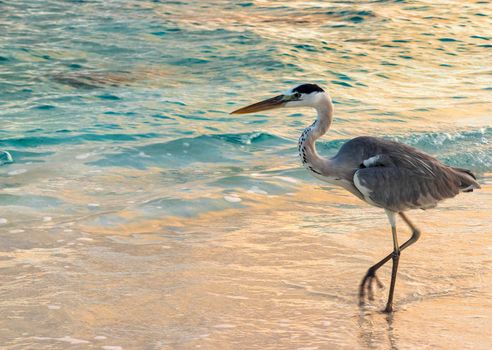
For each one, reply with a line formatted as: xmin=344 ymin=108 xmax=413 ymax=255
xmin=373 ymin=274 xmax=384 ymax=289
xmin=367 ymin=276 xmax=375 ymax=300
xmin=359 ymin=270 xmax=384 ymax=305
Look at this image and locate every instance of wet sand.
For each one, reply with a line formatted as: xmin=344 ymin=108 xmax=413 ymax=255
xmin=1 ymin=181 xmax=491 ymax=349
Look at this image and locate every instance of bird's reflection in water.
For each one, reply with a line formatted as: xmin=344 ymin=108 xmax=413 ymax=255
xmin=358 ymin=307 xmax=399 ymax=350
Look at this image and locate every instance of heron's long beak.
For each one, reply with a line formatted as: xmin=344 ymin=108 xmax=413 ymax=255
xmin=230 ymin=95 xmax=285 ymax=114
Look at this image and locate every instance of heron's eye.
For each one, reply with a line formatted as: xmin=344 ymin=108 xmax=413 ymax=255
xmin=293 ymin=92 xmax=302 ymax=99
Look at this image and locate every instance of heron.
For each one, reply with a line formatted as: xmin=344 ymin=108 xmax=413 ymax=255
xmin=231 ymin=83 xmax=480 ymax=313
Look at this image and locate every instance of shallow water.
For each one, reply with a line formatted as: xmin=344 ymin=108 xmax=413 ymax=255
xmin=1 ymin=0 xmax=491 ymax=349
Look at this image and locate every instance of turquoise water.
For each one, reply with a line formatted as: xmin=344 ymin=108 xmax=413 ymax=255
xmin=1 ymin=1 xmax=491 ymax=349
xmin=1 ymin=0 xmax=490 ymax=224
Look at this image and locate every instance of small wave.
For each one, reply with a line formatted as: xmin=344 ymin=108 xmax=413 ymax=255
xmin=0 ymin=151 xmax=13 ymax=165
xmin=3 ymin=150 xmax=53 ymax=164
xmin=213 ymin=132 xmax=289 ymax=145
xmin=391 ymin=128 xmax=492 ymax=172
xmin=90 ymin=132 xmax=289 ymax=169
xmin=0 ymin=132 xmax=159 ymax=148
xmin=399 ymin=128 xmax=490 ymax=148
xmin=324 ymin=9 xmax=376 ymax=23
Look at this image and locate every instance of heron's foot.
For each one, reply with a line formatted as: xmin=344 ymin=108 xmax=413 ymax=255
xmin=383 ymin=304 xmax=393 ymax=313
xmin=359 ymin=268 xmax=384 ymax=305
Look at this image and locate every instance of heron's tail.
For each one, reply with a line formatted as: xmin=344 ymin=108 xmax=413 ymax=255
xmin=451 ymin=167 xmax=481 ymax=192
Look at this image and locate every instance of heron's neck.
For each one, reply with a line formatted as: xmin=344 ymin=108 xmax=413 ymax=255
xmin=298 ymin=97 xmax=334 ymax=174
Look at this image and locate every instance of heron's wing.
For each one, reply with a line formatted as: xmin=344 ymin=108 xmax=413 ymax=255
xmin=334 ymin=136 xmax=442 ymax=178
xmin=334 ymin=137 xmax=479 ymax=210
xmin=353 ymin=156 xmax=462 ymax=212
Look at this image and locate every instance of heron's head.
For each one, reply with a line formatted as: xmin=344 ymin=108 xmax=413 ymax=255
xmin=231 ymin=83 xmax=327 ymax=114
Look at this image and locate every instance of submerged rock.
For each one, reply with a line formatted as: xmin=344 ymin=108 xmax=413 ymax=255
xmin=51 ymin=71 xmax=137 ymax=89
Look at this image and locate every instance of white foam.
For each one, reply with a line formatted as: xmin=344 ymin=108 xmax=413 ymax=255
xmin=35 ymin=336 xmax=89 ymax=345
xmin=183 ymin=142 xmax=190 ymax=147
xmin=3 ymin=187 xmax=19 ymax=192
xmin=224 ymin=195 xmax=242 ymax=203
xmin=102 ymin=346 xmax=123 ymax=350
xmin=225 ymin=295 xmax=249 ymax=300
xmin=0 ymin=218 xmax=8 ymax=225
xmin=8 ymin=169 xmax=27 ymax=176
xmin=247 ymin=186 xmax=268 ymax=195
xmin=76 ymin=153 xmax=92 ymax=160
xmin=43 ymin=216 xmax=52 ymax=222
xmin=138 ymin=151 xmax=150 ymax=158
xmin=9 ymin=229 xmax=24 ymax=233
xmin=275 ymin=176 xmax=298 ymax=184
xmin=47 ymin=305 xmax=61 ymax=310
xmin=213 ymin=324 xmax=236 ymax=329
xmin=59 ymin=336 xmax=89 ymax=345
xmin=77 ymin=237 xmax=94 ymax=242
xmin=88 ymin=203 xmax=100 ymax=208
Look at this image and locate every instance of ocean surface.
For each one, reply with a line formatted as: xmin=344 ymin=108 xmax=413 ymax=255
xmin=0 ymin=0 xmax=491 ymax=349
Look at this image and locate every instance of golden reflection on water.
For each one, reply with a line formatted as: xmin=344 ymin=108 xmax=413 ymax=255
xmin=2 ymin=181 xmax=491 ymax=349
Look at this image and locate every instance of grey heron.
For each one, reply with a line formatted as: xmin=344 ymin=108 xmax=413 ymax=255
xmin=231 ymin=83 xmax=480 ymax=313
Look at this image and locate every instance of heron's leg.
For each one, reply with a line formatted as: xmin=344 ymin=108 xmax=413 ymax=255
xmin=398 ymin=212 xmax=421 ymax=248
xmin=359 ymin=212 xmax=421 ymax=306
xmin=384 ymin=211 xmax=400 ymax=313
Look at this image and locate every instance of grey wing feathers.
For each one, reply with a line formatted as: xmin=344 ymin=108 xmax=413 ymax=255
xmin=450 ymin=167 xmax=477 ymax=180
xmin=345 ymin=137 xmax=480 ymax=212
xmin=450 ymin=167 xmax=481 ymax=192
xmin=355 ymin=166 xmax=462 ymax=212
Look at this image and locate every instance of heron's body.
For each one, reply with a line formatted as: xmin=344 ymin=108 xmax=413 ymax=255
xmin=231 ymin=83 xmax=480 ymax=312
xmin=300 ymin=134 xmax=479 ymax=212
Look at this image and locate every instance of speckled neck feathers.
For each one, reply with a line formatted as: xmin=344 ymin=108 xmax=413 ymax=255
xmin=297 ymin=95 xmax=334 ymax=176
